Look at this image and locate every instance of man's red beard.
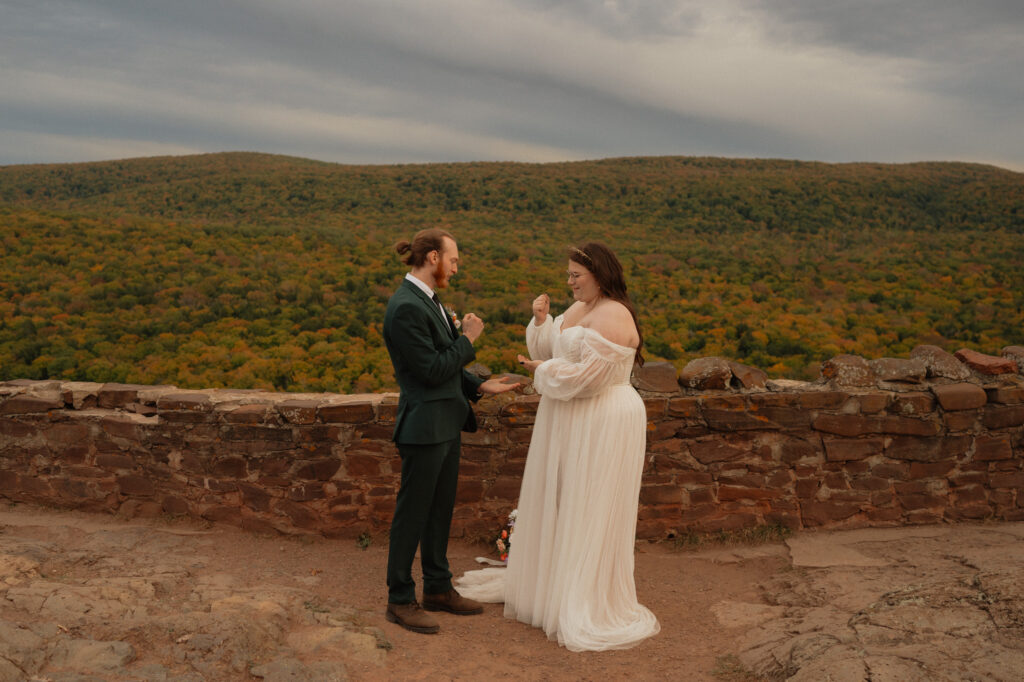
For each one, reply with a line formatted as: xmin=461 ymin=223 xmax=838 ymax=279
xmin=433 ymin=260 xmax=449 ymax=289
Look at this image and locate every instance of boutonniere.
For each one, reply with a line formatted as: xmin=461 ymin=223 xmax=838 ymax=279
xmin=444 ymin=305 xmax=461 ymax=329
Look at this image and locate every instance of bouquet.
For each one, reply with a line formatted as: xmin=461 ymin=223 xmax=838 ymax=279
xmin=495 ymin=509 xmax=517 ymax=563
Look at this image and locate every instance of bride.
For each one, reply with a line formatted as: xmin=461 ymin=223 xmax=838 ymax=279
xmin=457 ymin=242 xmax=660 ymax=652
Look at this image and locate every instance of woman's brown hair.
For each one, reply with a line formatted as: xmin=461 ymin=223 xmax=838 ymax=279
xmin=569 ymin=242 xmax=644 ymax=366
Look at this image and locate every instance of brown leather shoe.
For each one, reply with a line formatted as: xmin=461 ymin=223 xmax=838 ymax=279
xmin=422 ymin=589 xmax=484 ymax=615
xmin=386 ymin=601 xmax=440 ymax=634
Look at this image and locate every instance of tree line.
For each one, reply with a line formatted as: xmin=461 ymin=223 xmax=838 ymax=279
xmin=1 ymin=153 xmax=1022 ymax=391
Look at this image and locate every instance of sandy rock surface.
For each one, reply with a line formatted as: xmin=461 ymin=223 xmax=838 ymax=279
xmin=1 ymin=504 xmax=1022 ymax=680
xmin=737 ymin=524 xmax=1024 ymax=681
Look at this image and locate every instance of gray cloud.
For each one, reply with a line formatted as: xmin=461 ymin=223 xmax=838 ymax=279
xmin=745 ymin=0 xmax=1024 ymax=57
xmin=1 ymin=0 xmax=1021 ymax=170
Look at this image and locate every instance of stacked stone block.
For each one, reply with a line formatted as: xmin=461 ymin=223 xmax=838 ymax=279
xmin=1 ymin=345 xmax=1022 ymax=539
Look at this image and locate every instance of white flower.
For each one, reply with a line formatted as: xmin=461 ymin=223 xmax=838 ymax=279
xmin=444 ymin=305 xmax=461 ymax=329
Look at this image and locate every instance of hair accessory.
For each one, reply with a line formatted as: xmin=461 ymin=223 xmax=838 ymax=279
xmin=570 ymin=246 xmax=592 ymax=263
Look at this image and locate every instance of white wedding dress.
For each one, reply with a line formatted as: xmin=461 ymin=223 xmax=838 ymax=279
xmin=456 ymin=315 xmax=660 ymax=652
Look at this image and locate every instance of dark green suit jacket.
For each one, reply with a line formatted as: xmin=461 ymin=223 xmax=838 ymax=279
xmin=383 ymin=278 xmax=484 ymax=445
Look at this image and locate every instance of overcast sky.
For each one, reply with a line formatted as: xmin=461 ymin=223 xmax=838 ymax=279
xmin=2 ymin=0 xmax=1022 ymax=171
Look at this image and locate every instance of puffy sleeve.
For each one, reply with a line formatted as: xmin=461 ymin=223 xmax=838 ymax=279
xmin=525 ymin=315 xmax=560 ymax=361
xmin=533 ymin=330 xmax=634 ymax=402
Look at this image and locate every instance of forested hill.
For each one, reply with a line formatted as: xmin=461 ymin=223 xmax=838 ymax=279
xmin=2 ymin=152 xmax=1023 ymax=392
xmin=2 ymin=153 xmax=1022 ymax=233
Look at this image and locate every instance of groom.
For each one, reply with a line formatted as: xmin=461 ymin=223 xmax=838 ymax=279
xmin=383 ymin=228 xmax=518 ymax=634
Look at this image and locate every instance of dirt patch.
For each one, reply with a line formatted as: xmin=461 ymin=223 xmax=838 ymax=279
xmin=2 ymin=503 xmax=1022 ymax=680
xmin=0 ymin=504 xmax=782 ymax=680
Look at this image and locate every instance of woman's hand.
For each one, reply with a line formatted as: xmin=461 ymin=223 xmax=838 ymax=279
xmin=517 ymin=354 xmax=542 ymax=373
xmin=531 ymin=294 xmax=550 ymax=325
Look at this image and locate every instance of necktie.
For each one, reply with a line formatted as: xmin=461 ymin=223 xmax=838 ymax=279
xmin=433 ymin=294 xmax=457 ymax=336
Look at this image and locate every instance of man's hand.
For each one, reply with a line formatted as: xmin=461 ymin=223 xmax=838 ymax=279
xmin=516 ymin=354 xmax=542 ymax=373
xmin=461 ymin=313 xmax=484 ymax=343
xmin=531 ymin=294 xmax=550 ymax=325
xmin=479 ymin=375 xmax=522 ymax=394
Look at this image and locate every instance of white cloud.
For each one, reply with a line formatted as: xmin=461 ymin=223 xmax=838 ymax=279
xmin=0 ymin=131 xmax=203 ymax=165
xmin=337 ymin=1 xmax=950 ymax=147
xmin=245 ymin=105 xmax=582 ymax=163
xmin=0 ymin=0 xmax=1021 ymax=169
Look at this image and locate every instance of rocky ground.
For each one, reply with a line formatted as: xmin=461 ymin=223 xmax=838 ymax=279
xmin=1 ymin=503 xmax=1022 ymax=681
xmin=733 ymin=524 xmax=1024 ymax=681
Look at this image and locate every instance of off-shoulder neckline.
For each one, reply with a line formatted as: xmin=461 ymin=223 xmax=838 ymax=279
xmin=556 ymin=315 xmax=637 ymax=352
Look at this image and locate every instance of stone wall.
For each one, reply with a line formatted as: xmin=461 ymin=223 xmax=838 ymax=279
xmin=2 ymin=344 xmax=1023 ymax=539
